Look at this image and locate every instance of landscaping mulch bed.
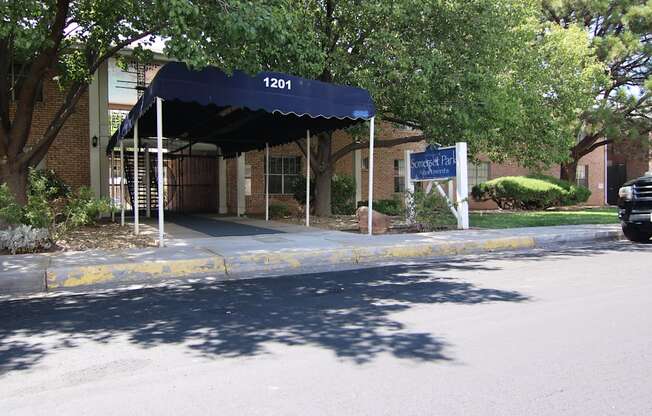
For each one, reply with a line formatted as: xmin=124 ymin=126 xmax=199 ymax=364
xmin=54 ymin=220 xmax=157 ymax=251
xmin=274 ymin=214 xmax=445 ymax=234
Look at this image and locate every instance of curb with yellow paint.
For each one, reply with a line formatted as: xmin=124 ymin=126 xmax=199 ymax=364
xmin=1 ymin=227 xmax=623 ymax=296
xmin=47 ymin=255 xmax=227 ymax=290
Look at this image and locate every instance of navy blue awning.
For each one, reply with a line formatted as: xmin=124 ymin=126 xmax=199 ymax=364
xmin=107 ymin=62 xmax=375 ymax=156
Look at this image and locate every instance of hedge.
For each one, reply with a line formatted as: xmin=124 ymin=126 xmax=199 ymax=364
xmin=472 ymin=176 xmax=575 ymax=210
xmin=526 ymin=174 xmax=591 ymax=205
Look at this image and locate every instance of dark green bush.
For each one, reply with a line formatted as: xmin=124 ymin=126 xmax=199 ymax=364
xmin=357 ymin=198 xmax=403 ymax=216
xmin=269 ymin=201 xmax=290 ymax=219
xmin=331 ymin=175 xmax=356 ymax=215
xmin=410 ymin=190 xmax=457 ymax=230
xmin=526 ymin=173 xmax=591 ymax=205
xmin=472 ymin=176 xmax=566 ymax=210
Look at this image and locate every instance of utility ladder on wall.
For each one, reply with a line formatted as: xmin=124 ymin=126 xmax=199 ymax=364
xmin=123 ymin=150 xmax=159 ymax=213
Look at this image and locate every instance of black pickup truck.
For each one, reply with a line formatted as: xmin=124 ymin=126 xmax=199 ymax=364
xmin=618 ymin=172 xmax=652 ymax=243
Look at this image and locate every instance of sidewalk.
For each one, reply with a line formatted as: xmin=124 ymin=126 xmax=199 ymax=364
xmin=0 ymin=224 xmax=623 ymax=296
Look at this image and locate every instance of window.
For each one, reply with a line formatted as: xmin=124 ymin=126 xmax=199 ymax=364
xmin=267 ymin=156 xmax=301 ymax=194
xmin=109 ymin=110 xmax=129 ymax=134
xmin=468 ymin=162 xmax=490 ymax=188
xmin=394 ymin=159 xmax=405 ymax=193
xmin=362 ymin=156 xmax=369 ymax=171
xmin=245 ymin=164 xmax=252 ymax=196
xmin=576 ymin=165 xmax=589 ymax=188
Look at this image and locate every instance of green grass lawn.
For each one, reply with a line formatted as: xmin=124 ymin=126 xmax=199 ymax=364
xmin=470 ymin=207 xmax=619 ymax=229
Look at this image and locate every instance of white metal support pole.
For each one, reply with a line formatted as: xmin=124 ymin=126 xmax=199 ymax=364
xmin=265 ymin=142 xmax=270 ymax=221
xmin=156 ymin=97 xmax=165 ymax=247
xmin=448 ymin=179 xmax=455 ymax=203
xmin=236 ymin=153 xmax=246 ymax=216
xmin=110 ymin=152 xmax=115 ymax=222
xmin=218 ymin=153 xmax=227 ymax=214
xmin=120 ymin=142 xmax=125 ymax=227
xmin=435 ymin=182 xmax=461 ymax=221
xmin=404 ymin=150 xmax=414 ymax=223
xmin=353 ymin=149 xmax=362 ymax=205
xmin=306 ymin=130 xmax=310 ymax=227
xmin=455 ymin=142 xmax=469 ymax=230
xmin=367 ymin=117 xmax=375 ymax=236
xmin=603 ymin=144 xmax=608 ymax=205
xmin=133 ymin=121 xmax=140 ymax=235
xmin=145 ymin=146 xmax=151 ymax=218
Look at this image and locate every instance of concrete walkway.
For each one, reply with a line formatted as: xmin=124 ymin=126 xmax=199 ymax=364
xmin=0 ymin=223 xmax=623 ymax=297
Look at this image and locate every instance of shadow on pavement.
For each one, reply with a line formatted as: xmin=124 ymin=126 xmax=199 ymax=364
xmin=0 ymin=259 xmax=525 ymax=375
xmin=4 ymin=241 xmax=645 ymax=376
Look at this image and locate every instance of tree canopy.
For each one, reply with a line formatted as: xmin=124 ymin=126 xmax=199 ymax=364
xmin=0 ymin=0 xmax=320 ymax=202
xmin=289 ymin=0 xmax=606 ymax=169
xmin=542 ymin=0 xmax=652 ymax=178
xmin=1 ymin=0 xmax=620 ymax=205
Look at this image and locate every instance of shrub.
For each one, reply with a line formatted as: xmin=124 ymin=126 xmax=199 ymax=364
xmin=62 ymin=187 xmax=112 ymax=229
xmin=0 ymin=225 xmax=51 ymax=254
xmin=269 ymin=201 xmax=290 ymax=219
xmin=331 ymin=175 xmax=356 ymax=215
xmin=291 ymin=176 xmax=315 ymax=206
xmin=472 ymin=176 xmax=566 ymax=210
xmin=0 ymin=174 xmax=110 ymax=254
xmin=527 ymin=173 xmax=591 ymax=205
xmin=357 ymin=198 xmax=403 ymax=216
xmin=292 ymin=175 xmax=356 ymax=215
xmin=28 ymin=168 xmax=71 ymax=201
xmin=410 ymin=190 xmax=457 ymax=231
xmin=23 ymin=190 xmax=53 ymax=229
xmin=0 ymin=184 xmax=23 ymax=227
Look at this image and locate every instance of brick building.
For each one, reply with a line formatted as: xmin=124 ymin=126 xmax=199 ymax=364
xmin=31 ymin=55 xmax=651 ymax=215
xmin=7 ymin=71 xmax=90 ymax=189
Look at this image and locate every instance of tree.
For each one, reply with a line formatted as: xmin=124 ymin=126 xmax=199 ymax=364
xmin=289 ymin=0 xmax=604 ymax=216
xmin=542 ymin=0 xmax=652 ymax=181
xmin=0 ymin=0 xmax=321 ymax=203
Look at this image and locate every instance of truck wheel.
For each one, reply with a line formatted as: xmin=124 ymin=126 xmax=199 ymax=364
xmin=622 ymin=224 xmax=652 ymax=243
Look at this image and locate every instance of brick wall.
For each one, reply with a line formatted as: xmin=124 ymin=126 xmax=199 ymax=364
xmin=609 ymin=138 xmax=651 ymax=181
xmin=332 ymin=125 xmax=425 ymax=203
xmin=9 ymin=73 xmax=90 ymax=189
xmin=577 ymin=148 xmax=606 ymax=206
xmin=224 ymin=121 xmax=609 ymax=214
xmin=244 ymin=143 xmax=305 ymax=215
xmin=228 ymin=124 xmax=424 ymax=215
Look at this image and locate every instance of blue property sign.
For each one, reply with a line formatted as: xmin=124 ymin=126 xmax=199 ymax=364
xmin=409 ymin=146 xmax=457 ymax=181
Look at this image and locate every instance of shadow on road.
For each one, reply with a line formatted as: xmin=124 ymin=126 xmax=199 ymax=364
xmin=0 ymin=259 xmax=527 ymax=375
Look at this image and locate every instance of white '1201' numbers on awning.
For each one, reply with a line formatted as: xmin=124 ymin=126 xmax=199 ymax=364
xmin=263 ymin=77 xmax=292 ymax=90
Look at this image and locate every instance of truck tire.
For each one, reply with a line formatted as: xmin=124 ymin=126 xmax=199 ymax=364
xmin=622 ymin=224 xmax=652 ymax=243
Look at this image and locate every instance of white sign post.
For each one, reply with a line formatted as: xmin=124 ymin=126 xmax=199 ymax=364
xmin=405 ymin=142 xmax=469 ymax=230
xmin=454 ymin=142 xmax=469 ymax=229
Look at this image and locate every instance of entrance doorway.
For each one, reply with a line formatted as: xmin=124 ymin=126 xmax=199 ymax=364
xmin=607 ymin=163 xmax=627 ymax=205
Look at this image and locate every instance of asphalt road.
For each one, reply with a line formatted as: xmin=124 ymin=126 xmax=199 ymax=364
xmin=1 ymin=241 xmax=651 ymax=416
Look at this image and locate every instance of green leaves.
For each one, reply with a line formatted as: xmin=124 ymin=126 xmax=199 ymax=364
xmin=542 ymin=0 xmax=652 ymax=156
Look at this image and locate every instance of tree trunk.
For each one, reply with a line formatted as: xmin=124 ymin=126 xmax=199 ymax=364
xmin=560 ymin=159 xmax=578 ymax=183
xmin=314 ymin=132 xmax=333 ymax=217
xmin=1 ymin=164 xmax=29 ymax=205
xmin=314 ymin=166 xmax=332 ymax=216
